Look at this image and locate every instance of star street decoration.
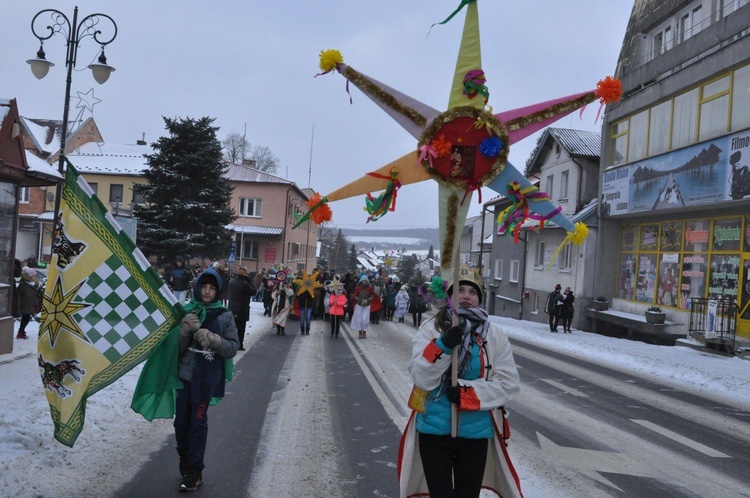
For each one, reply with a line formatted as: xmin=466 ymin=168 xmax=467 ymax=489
xmin=296 ymin=0 xmax=621 ymax=278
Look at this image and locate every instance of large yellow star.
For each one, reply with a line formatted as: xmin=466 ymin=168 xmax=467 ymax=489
xmin=39 ymin=275 xmax=92 ymax=348
xmin=293 ymin=270 xmax=324 ymax=299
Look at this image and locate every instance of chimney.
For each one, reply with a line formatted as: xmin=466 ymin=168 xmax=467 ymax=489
xmin=136 ymin=132 xmax=146 ymax=146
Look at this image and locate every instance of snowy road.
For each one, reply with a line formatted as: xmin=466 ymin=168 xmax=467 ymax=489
xmin=5 ymin=305 xmax=750 ymax=497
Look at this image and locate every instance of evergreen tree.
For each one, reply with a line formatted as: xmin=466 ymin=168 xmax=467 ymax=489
xmin=399 ymin=254 xmax=417 ymax=286
xmin=348 ymin=243 xmax=359 ymax=273
xmin=427 ymin=245 xmax=434 ymax=260
xmin=136 ymin=116 xmax=235 ymax=264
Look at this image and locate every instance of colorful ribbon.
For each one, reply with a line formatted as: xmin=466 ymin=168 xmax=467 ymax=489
xmin=364 ymin=168 xmax=401 ymax=223
xmin=419 ymin=144 xmax=437 ymax=167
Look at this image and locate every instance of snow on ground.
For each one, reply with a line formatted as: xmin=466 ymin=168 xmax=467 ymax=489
xmin=1 ymin=308 xmax=749 ymax=497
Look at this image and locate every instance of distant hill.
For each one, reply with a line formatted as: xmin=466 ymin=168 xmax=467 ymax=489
xmin=340 ymin=227 xmax=439 ymax=251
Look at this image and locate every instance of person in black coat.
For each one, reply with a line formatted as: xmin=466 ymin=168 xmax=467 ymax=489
xmin=560 ymin=287 xmax=575 ymax=333
xmin=545 ymin=284 xmax=563 ymax=332
xmin=227 ymin=266 xmax=257 ymax=350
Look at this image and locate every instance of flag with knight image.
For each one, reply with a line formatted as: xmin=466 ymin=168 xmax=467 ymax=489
xmin=38 ymin=159 xmax=183 ymax=447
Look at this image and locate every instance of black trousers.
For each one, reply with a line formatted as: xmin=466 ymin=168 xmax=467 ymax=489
xmin=418 ymin=432 xmax=488 ymax=498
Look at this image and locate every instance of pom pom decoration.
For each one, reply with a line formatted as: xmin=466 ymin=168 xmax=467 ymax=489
xmin=548 ymin=222 xmax=590 ymax=269
xmin=479 ymin=136 xmax=503 ymax=158
xmin=595 ymin=76 xmax=623 ymax=105
xmin=319 ymin=49 xmax=344 ymax=73
xmin=307 ymin=192 xmax=333 ymax=224
xmin=431 ymin=134 xmax=452 ymax=157
xmin=292 ymin=193 xmax=332 ymax=229
xmin=429 ymin=275 xmax=447 ymax=301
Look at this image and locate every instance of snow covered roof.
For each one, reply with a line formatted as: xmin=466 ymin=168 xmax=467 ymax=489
xmin=65 ymin=142 xmax=151 ymax=176
xmin=24 ymin=151 xmax=63 ymax=182
xmin=19 ymin=116 xmax=64 ymax=155
xmin=226 ymin=224 xmax=283 ymax=236
xmin=357 ymin=255 xmax=377 ymax=271
xmin=225 ymin=163 xmax=295 ymax=184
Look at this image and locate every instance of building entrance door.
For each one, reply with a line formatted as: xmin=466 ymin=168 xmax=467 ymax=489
xmin=739 ymin=255 xmax=750 ymax=337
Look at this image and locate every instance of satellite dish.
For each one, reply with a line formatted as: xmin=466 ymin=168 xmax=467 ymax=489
xmin=46 ymin=192 xmax=55 ymax=202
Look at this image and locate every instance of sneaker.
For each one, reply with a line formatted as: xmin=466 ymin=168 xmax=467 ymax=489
xmin=179 ymin=469 xmax=202 ymax=492
xmin=16 ymin=332 xmax=28 ymax=339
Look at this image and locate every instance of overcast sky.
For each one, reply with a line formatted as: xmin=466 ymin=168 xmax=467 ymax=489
xmin=2 ymin=1 xmax=633 ymax=229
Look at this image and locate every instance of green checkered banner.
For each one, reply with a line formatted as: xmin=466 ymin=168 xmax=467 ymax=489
xmin=38 ymin=160 xmax=182 ymax=447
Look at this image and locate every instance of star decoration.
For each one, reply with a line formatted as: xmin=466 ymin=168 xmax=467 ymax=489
xmin=39 ymin=275 xmax=93 ymax=348
xmin=75 ymin=88 xmax=102 ymax=114
xmin=327 ymin=274 xmax=345 ymax=293
xmin=308 ymin=0 xmax=621 ymax=278
xmin=293 ymin=270 xmax=324 ymax=298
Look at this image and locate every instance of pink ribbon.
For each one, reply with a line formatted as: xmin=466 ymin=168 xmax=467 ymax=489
xmin=419 ymin=144 xmax=437 ymax=167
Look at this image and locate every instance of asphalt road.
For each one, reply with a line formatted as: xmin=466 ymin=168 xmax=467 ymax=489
xmin=114 ymin=318 xmax=402 ymax=498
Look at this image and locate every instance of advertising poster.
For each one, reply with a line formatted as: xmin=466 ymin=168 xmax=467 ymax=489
xmin=708 ymin=253 xmax=740 ymax=301
xmin=601 ymin=130 xmax=750 ymax=216
xmin=618 ymin=253 xmax=636 ymax=300
xmin=636 ymin=253 xmax=657 ymax=303
xmin=657 ymin=253 xmax=680 ymax=307
xmin=681 ymin=253 xmax=707 ymax=309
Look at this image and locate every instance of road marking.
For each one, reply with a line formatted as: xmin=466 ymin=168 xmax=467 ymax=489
xmin=340 ymin=323 xmax=408 ymax=422
xmin=630 ymin=419 xmax=731 ymax=458
xmin=540 ymin=378 xmax=589 ymax=398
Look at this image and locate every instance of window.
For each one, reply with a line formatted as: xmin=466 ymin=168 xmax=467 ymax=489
xmin=509 ymin=260 xmax=520 ymax=283
xmin=494 ymin=259 xmax=503 ymax=281
xmin=535 ymin=241 xmax=546 ymax=267
xmin=732 ymin=64 xmax=750 ymax=131
xmin=610 ymin=119 xmax=628 ymax=165
xmin=560 ymin=243 xmax=572 ymax=270
xmin=241 ymin=239 xmax=259 ymax=260
xmin=671 ymin=89 xmax=698 ymax=149
xmin=89 ymin=183 xmax=98 ymax=195
xmin=19 ymin=187 xmax=30 ymax=203
xmin=532 ymin=294 xmax=539 ymax=313
xmin=132 ymin=184 xmax=145 ymax=204
xmin=699 ymin=76 xmax=730 ymax=142
xmin=628 ymin=109 xmax=649 ymax=162
xmin=239 ymin=197 xmax=262 ymax=217
xmin=109 ymin=184 xmax=123 ymax=204
xmin=649 ymin=100 xmax=671 ymax=156
xmin=545 ymin=176 xmax=554 ymax=199
xmin=560 ymin=171 xmax=569 ymax=200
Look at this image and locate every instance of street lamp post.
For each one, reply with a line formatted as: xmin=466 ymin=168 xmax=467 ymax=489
xmin=27 ymin=7 xmax=117 ymax=218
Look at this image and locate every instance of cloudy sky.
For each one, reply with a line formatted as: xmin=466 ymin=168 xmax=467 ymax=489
xmin=2 ymin=1 xmax=633 ymax=229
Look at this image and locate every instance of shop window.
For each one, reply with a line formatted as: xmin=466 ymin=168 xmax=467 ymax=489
xmin=618 ymin=253 xmax=636 ymax=300
xmin=621 ymin=225 xmax=639 ymax=251
xmin=708 ymin=253 xmax=740 ymax=300
xmin=657 ymin=253 xmax=680 ymax=307
xmin=660 ymin=222 xmax=684 ymax=251
xmin=639 ymin=224 xmax=660 ymax=251
xmin=712 ymin=217 xmax=742 ymax=251
xmin=682 ymin=253 xmax=708 ymax=307
xmin=685 ymin=219 xmax=711 ymax=252
xmin=636 ymin=253 xmax=657 ymax=303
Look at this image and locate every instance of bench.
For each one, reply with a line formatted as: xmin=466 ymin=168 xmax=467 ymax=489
xmin=585 ymin=308 xmax=685 ymax=345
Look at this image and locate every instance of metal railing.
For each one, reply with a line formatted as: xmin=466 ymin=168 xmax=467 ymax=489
xmin=688 ymin=298 xmax=736 ymax=352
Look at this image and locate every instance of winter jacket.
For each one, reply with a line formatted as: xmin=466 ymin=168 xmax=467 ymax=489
xmin=329 ymin=293 xmax=347 ymax=316
xmin=407 ymin=315 xmax=520 ymax=437
xmin=16 ymin=278 xmax=39 ymax=316
xmin=167 ymin=266 xmax=192 ymax=292
xmin=228 ymin=275 xmax=256 ymax=322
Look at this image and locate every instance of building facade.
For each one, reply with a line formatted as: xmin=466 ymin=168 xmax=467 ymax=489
xmin=598 ymin=0 xmax=750 ymax=339
xmin=486 ymin=128 xmax=601 ymax=329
